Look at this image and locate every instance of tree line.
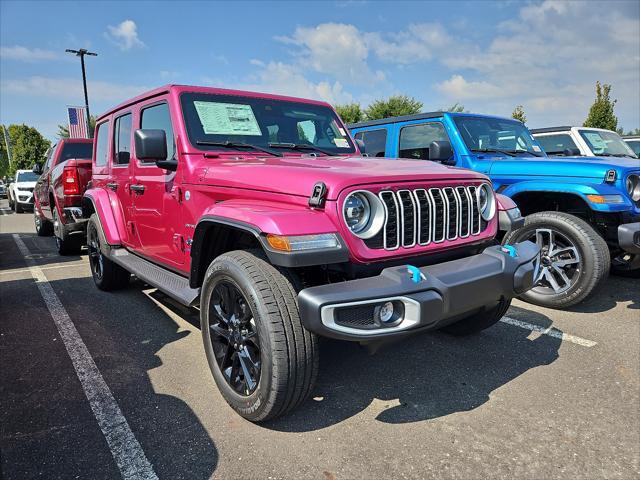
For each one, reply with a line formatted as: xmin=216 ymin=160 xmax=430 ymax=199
xmin=1 ymin=81 xmax=637 ymax=179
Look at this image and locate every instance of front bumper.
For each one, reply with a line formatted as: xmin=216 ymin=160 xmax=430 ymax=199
xmin=15 ymin=191 xmax=34 ymax=205
xmin=618 ymin=222 xmax=640 ymax=255
xmin=298 ymin=241 xmax=540 ymax=341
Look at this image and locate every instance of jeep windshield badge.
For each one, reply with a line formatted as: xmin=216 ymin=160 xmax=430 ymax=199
xmin=501 ymin=245 xmax=518 ymax=258
xmin=309 ymin=182 xmax=327 ymax=207
xmin=407 ymin=265 xmax=426 ymax=283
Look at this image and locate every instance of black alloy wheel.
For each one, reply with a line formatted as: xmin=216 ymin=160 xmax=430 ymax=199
xmin=206 ymin=280 xmax=261 ymax=396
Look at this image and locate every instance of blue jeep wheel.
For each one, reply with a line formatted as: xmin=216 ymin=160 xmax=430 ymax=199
xmin=505 ymin=211 xmax=610 ymax=309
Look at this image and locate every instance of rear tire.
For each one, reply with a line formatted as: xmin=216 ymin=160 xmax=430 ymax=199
xmin=14 ymin=202 xmax=23 ymax=214
xmin=53 ymin=208 xmax=81 ymax=255
xmin=87 ymin=214 xmax=130 ymax=290
xmin=200 ymin=250 xmax=319 ymax=422
xmin=34 ymin=210 xmax=53 ymax=236
xmin=504 ymin=211 xmax=609 ymax=309
xmin=441 ymin=298 xmax=511 ymax=336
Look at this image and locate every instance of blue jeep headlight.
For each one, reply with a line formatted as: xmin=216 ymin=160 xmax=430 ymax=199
xmin=626 ymin=174 xmax=640 ymax=202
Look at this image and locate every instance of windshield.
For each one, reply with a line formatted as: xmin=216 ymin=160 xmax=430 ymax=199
xmin=453 ymin=116 xmax=543 ymax=156
xmin=625 ymin=139 xmax=640 ymax=156
xmin=17 ymin=171 xmax=39 ymax=182
xmin=578 ymin=129 xmax=638 ymax=158
xmin=180 ymin=92 xmax=355 ymax=155
xmin=60 ymin=142 xmax=92 ymax=162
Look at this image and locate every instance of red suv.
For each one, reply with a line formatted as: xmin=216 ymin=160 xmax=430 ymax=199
xmin=83 ymin=85 xmax=539 ymax=421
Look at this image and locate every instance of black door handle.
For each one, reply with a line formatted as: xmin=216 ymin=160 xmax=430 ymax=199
xmin=130 ymin=184 xmax=145 ymax=193
xmin=106 ymin=182 xmax=118 ymax=191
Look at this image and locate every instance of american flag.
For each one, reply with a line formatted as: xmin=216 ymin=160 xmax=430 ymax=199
xmin=67 ymin=106 xmax=88 ymax=138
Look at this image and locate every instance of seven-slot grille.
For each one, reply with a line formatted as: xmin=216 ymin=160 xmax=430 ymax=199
xmin=365 ymin=185 xmax=483 ymax=250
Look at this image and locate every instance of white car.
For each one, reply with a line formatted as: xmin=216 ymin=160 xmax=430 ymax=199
xmin=624 ymin=136 xmax=640 ymax=157
xmin=8 ymin=169 xmax=39 ymax=213
xmin=531 ymin=126 xmax=638 ymax=159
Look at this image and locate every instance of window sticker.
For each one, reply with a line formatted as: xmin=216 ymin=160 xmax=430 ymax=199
xmin=194 ymin=101 xmax=262 ymax=136
xmin=532 ymin=145 xmax=541 ymax=152
xmin=583 ymin=132 xmax=607 ymax=151
xmin=333 ymin=138 xmax=350 ymax=148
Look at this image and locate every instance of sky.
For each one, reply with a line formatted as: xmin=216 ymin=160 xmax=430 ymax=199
xmin=1 ymin=0 xmax=639 ymax=141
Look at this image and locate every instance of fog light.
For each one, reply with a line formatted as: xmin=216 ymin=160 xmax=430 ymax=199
xmin=379 ymin=301 xmax=394 ymax=323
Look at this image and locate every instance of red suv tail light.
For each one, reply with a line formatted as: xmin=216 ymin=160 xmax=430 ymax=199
xmin=63 ymin=166 xmax=80 ymax=195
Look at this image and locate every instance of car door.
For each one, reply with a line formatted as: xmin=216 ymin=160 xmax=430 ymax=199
xmin=35 ymin=145 xmax=56 ymax=217
xmin=109 ymin=111 xmax=139 ymax=250
xmin=131 ymin=100 xmax=184 ymax=267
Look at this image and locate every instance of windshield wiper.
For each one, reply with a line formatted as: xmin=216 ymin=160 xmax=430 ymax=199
xmin=196 ymin=140 xmax=282 ymax=157
xmin=470 ymin=148 xmax=517 ymax=157
xmin=268 ymin=142 xmax=335 ymax=156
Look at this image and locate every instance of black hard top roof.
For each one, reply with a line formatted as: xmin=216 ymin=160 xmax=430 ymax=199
xmin=347 ymin=112 xmax=445 ymax=129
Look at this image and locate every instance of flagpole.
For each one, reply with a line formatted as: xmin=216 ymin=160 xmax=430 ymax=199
xmin=65 ymin=48 xmax=97 ymax=138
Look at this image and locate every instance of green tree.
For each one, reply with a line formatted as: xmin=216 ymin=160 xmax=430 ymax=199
xmin=512 ymin=105 xmax=527 ymax=123
xmin=583 ymin=81 xmax=618 ymax=131
xmin=0 ymin=135 xmax=9 ymax=180
xmin=334 ymin=103 xmax=364 ymax=124
xmin=443 ymin=102 xmax=466 ymax=113
xmin=6 ymin=124 xmax=50 ymax=176
xmin=57 ymin=115 xmax=96 ymax=138
xmin=363 ymin=95 xmax=423 ymax=120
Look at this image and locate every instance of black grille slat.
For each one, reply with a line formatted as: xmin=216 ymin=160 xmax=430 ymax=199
xmin=364 ymin=185 xmax=485 ymax=250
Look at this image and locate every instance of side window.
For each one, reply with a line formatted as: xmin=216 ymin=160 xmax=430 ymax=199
xmin=140 ymin=103 xmax=174 ymax=162
xmin=113 ymin=113 xmax=132 ymax=165
xmin=43 ymin=145 xmax=56 ymax=170
xmin=94 ymin=121 xmax=110 ymax=167
xmin=399 ymin=122 xmax=448 ymax=160
xmin=355 ymin=129 xmax=387 ymax=157
xmin=536 ymin=134 xmax=577 ymax=154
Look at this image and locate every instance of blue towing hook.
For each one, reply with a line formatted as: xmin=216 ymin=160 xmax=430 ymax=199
xmin=501 ymin=244 xmax=518 ymax=258
xmin=407 ymin=265 xmax=426 ymax=283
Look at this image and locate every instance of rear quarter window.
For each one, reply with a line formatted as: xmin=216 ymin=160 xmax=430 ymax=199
xmin=94 ymin=122 xmax=110 ymax=167
xmin=59 ymin=143 xmax=93 ymax=164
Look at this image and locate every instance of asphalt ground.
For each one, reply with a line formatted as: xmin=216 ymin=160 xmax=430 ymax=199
xmin=1 ymin=197 xmax=638 ymax=479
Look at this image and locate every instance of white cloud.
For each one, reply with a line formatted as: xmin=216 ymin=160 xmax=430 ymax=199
xmin=1 ymin=76 xmax=148 ymax=103
xmin=105 ymin=20 xmax=145 ymax=50
xmin=238 ymin=61 xmax=353 ymax=105
xmin=0 ymin=45 xmax=59 ymax=62
xmin=365 ymin=23 xmax=454 ymax=65
xmin=277 ymin=23 xmax=385 ymax=85
xmin=437 ymin=75 xmax=503 ymax=100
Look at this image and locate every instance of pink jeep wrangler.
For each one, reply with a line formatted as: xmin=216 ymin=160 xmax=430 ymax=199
xmin=83 ymin=85 xmax=539 ymax=421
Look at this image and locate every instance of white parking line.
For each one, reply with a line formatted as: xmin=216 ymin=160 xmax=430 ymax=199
xmin=12 ymin=234 xmax=158 ymax=480
xmin=500 ymin=316 xmax=598 ymax=348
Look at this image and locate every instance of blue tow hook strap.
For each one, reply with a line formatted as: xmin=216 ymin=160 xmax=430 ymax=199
xmin=501 ymin=244 xmax=518 ymax=258
xmin=407 ymin=265 xmax=426 ymax=283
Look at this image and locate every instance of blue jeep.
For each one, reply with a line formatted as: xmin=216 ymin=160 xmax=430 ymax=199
xmin=349 ymin=113 xmax=640 ymax=309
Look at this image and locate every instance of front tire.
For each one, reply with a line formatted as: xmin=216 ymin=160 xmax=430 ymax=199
xmin=14 ymin=201 xmax=23 ymax=214
xmin=441 ymin=298 xmax=511 ymax=336
xmin=200 ymin=250 xmax=319 ymax=422
xmin=504 ymin=211 xmax=610 ymax=309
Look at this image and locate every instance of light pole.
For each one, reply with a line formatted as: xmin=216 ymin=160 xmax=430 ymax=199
xmin=65 ymin=48 xmax=97 ymax=137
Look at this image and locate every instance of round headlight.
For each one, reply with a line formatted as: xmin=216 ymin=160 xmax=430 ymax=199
xmin=344 ymin=192 xmax=370 ymax=233
xmin=626 ymin=174 xmax=640 ymax=202
xmin=477 ymin=183 xmax=496 ymax=221
xmin=343 ymin=190 xmax=385 ymax=239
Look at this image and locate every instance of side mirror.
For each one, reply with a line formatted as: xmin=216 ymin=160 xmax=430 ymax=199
xmin=563 ymin=147 xmax=581 ymax=156
xmin=32 ymin=163 xmax=42 ymax=175
xmin=355 ymin=138 xmax=366 ymax=154
xmin=429 ymin=140 xmax=455 ymax=165
xmin=134 ymin=129 xmax=177 ymax=171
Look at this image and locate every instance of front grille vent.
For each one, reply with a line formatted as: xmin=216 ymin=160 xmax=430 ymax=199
xmin=365 ymin=185 xmax=483 ymax=251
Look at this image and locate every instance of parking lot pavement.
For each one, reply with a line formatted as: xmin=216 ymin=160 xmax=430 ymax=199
xmin=1 ymin=198 xmax=638 ymax=480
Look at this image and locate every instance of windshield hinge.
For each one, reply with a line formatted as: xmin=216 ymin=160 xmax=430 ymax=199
xmin=309 ymin=182 xmax=327 ymax=208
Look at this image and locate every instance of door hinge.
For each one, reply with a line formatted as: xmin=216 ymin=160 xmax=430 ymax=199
xmin=173 ymin=233 xmax=185 ymax=252
xmin=171 ymin=186 xmax=182 ymax=202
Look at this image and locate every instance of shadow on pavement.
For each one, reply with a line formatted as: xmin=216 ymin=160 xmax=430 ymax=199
xmin=0 ymin=272 xmax=218 ymax=479
xmin=265 ymin=308 xmax=561 ymax=432
xmin=566 ymin=275 xmax=640 ymax=313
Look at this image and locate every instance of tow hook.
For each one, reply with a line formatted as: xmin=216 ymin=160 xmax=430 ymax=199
xmin=407 ymin=265 xmax=426 ymax=283
xmin=501 ymin=244 xmax=518 ymax=258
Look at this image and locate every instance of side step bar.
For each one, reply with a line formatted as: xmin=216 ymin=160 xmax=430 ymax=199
xmin=109 ymin=249 xmax=199 ymax=307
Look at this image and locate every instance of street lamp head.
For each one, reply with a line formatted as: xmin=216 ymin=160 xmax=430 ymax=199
xmin=65 ymin=48 xmax=98 ymax=57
